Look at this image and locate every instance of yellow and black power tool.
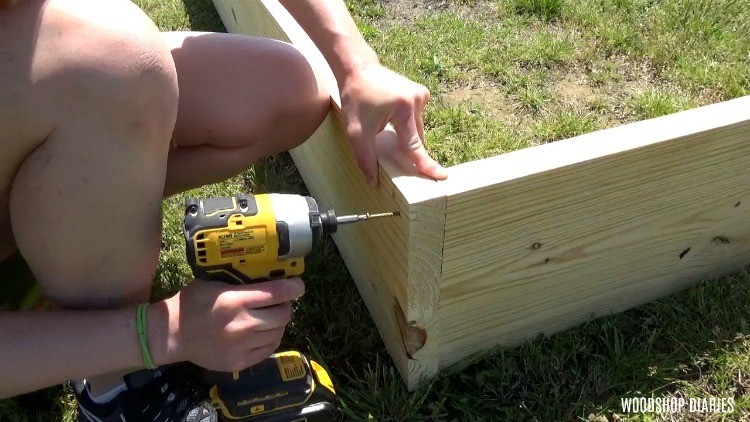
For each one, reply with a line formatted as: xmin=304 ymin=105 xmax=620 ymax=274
xmin=183 ymin=193 xmax=397 ymax=421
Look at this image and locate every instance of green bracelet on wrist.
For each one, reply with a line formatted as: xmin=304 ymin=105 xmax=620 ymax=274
xmin=136 ymin=303 xmax=156 ymax=370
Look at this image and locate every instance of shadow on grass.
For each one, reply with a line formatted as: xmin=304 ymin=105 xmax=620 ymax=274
xmin=182 ymin=0 xmax=226 ymax=32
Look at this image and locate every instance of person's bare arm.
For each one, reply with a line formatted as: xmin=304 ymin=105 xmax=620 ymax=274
xmin=277 ymin=0 xmax=378 ymax=90
xmin=0 ymin=305 xmax=167 ymax=398
xmin=0 ymin=278 xmax=303 ymax=399
xmin=278 ymin=0 xmax=448 ymax=186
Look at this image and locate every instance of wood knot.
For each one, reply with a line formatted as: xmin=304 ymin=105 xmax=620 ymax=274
xmin=393 ymin=301 xmax=427 ymax=358
xmin=711 ymin=236 xmax=731 ymax=245
xmin=531 ymin=242 xmax=542 ymax=250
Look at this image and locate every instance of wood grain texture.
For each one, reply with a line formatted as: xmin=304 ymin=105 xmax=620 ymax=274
xmin=211 ymin=0 xmax=444 ymax=390
xmin=438 ymin=96 xmax=750 ymax=367
xmin=401 ymin=195 xmax=445 ymax=384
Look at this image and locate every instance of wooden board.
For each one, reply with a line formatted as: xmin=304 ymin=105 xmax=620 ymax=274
xmin=212 ymin=0 xmax=750 ymax=391
xmin=436 ymin=96 xmax=750 ymax=366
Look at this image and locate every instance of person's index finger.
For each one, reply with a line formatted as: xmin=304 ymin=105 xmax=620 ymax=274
xmin=346 ymin=117 xmax=379 ymax=187
xmin=237 ymin=277 xmax=305 ymax=308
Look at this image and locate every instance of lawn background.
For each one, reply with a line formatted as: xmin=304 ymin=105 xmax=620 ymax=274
xmin=1 ymin=0 xmax=749 ymax=420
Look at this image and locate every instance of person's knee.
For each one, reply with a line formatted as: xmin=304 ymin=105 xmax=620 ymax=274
xmin=42 ymin=0 xmax=179 ymax=139
xmin=265 ymin=43 xmax=330 ymax=151
xmin=10 ymin=0 xmax=177 ymax=309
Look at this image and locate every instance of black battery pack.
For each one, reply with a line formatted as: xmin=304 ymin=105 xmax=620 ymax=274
xmin=243 ymin=400 xmax=336 ymax=421
xmin=207 ymin=351 xmax=337 ymax=421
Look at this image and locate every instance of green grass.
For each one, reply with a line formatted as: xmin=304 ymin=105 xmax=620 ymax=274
xmin=628 ymin=88 xmax=700 ymax=119
xmin=512 ymin=0 xmax=566 ymax=22
xmin=349 ymin=0 xmax=749 ymax=163
xmin=2 ymin=0 xmax=750 ymax=421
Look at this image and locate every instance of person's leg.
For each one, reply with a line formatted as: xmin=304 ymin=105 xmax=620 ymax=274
xmin=161 ymin=31 xmax=330 ymax=196
xmin=2 ymin=0 xmax=328 ymax=403
xmin=1 ymin=0 xmax=178 ymax=395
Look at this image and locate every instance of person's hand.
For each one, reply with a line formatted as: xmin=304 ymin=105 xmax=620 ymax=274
xmin=158 ymin=277 xmax=304 ymax=372
xmin=340 ymin=64 xmax=448 ymax=187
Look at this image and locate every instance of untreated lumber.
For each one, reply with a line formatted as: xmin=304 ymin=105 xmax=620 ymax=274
xmin=434 ymin=96 xmax=750 ymax=366
xmin=212 ymin=0 xmax=750 ymax=391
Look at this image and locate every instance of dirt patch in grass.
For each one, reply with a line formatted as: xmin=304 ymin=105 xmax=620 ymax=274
xmin=435 ymin=50 xmax=706 ymax=157
xmin=556 ymin=58 xmax=654 ymax=124
xmin=375 ymin=0 xmax=425 ymax=27
xmin=423 ymin=0 xmax=449 ymax=12
xmin=555 ymin=73 xmax=596 ymax=105
xmin=377 ymin=0 xmax=498 ymax=27
xmin=443 ymin=82 xmax=517 ymax=122
xmin=441 ymin=52 xmax=679 ymax=135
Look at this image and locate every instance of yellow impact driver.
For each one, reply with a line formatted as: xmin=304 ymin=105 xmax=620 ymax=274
xmin=183 ymin=193 xmax=397 ymax=421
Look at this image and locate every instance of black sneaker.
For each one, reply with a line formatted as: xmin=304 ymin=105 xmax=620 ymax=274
xmin=76 ymin=363 xmax=218 ymax=422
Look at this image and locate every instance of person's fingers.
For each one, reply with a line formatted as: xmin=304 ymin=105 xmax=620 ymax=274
xmin=416 ymin=87 xmax=429 ymax=142
xmin=232 ymin=277 xmax=304 ymax=309
xmin=391 ymin=110 xmax=448 ymax=180
xmin=240 ymin=328 xmax=284 ymax=368
xmin=346 ymin=117 xmax=379 ymax=187
xmin=214 ymin=327 xmax=284 ymax=372
xmin=242 ymin=327 xmax=285 ymax=351
xmin=415 ymin=112 xmax=425 ymax=143
xmin=244 ymin=302 xmax=292 ymax=331
xmin=237 ymin=344 xmax=279 ymax=371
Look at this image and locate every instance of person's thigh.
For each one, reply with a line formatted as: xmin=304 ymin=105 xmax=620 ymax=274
xmin=161 ymin=32 xmax=330 ymax=196
xmin=1 ymin=0 xmax=178 ymax=307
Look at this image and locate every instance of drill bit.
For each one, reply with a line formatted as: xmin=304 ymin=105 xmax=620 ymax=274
xmin=335 ymin=211 xmax=399 ymax=225
xmin=320 ymin=210 xmax=399 ymax=233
